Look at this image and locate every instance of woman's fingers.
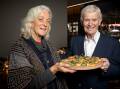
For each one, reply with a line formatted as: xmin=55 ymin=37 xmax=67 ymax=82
xmin=57 ymin=62 xmax=76 ymax=73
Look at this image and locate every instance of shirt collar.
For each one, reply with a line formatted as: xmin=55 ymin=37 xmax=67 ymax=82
xmin=85 ymin=31 xmax=100 ymax=43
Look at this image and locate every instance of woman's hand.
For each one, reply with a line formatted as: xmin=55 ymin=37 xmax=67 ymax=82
xmin=100 ymin=58 xmax=110 ymax=71
xmin=50 ymin=62 xmax=76 ymax=74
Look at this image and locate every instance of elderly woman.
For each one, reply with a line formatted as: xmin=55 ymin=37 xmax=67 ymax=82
xmin=8 ymin=5 xmax=75 ymax=89
xmin=67 ymin=5 xmax=120 ymax=89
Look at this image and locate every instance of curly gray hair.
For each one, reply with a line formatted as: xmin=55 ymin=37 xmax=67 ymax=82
xmin=21 ymin=5 xmax=52 ymax=40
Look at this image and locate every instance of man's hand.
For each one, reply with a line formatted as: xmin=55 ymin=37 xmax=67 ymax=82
xmin=100 ymin=58 xmax=110 ymax=71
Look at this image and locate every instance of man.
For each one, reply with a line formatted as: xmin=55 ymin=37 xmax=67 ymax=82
xmin=67 ymin=5 xmax=120 ymax=89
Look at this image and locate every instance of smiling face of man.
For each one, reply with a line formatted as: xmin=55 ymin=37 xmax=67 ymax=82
xmin=82 ymin=11 xmax=102 ymax=37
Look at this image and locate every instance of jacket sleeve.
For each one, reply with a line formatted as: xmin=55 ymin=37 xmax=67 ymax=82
xmin=27 ymin=69 xmax=56 ymax=89
xmin=103 ymin=40 xmax=120 ymax=79
xmin=8 ymin=39 xmax=56 ymax=89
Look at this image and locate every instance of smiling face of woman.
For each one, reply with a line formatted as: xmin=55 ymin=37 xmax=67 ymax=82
xmin=82 ymin=12 xmax=102 ymax=37
xmin=31 ymin=10 xmax=51 ymax=41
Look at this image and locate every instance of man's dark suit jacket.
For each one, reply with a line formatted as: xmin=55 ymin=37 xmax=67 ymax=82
xmin=67 ymin=33 xmax=120 ymax=89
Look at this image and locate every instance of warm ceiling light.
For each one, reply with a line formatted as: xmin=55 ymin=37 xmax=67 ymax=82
xmin=67 ymin=0 xmax=100 ymax=8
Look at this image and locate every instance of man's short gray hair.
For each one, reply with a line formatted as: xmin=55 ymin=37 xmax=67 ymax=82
xmin=80 ymin=5 xmax=102 ymax=22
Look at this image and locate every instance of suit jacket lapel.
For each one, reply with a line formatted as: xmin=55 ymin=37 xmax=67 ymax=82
xmin=92 ymin=34 xmax=105 ymax=57
xmin=81 ymin=36 xmax=85 ymax=55
xmin=75 ymin=36 xmax=85 ymax=55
